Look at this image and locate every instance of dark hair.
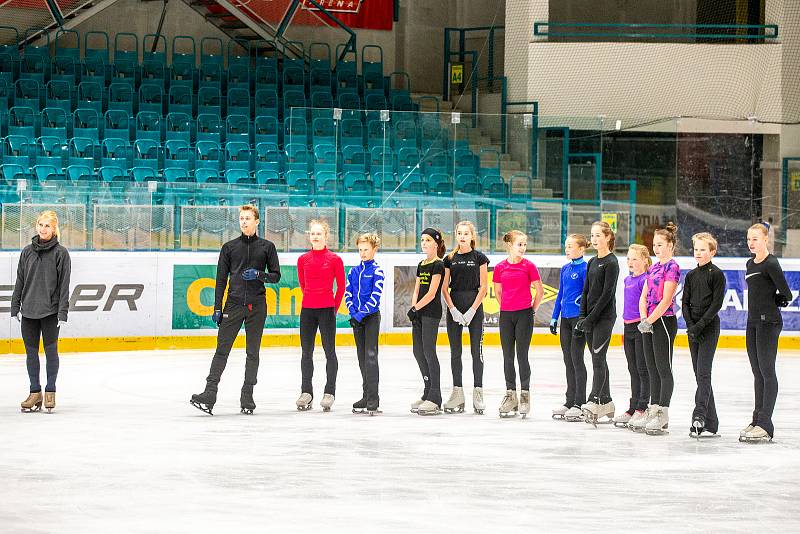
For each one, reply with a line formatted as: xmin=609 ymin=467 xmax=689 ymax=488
xmin=421 ymin=228 xmax=446 ymax=258
xmin=591 ymin=221 xmax=615 ymax=250
xmin=653 ymin=221 xmax=678 ymax=247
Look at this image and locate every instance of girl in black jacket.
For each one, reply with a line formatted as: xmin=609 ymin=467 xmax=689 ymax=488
xmin=11 ymin=211 xmax=71 ymax=413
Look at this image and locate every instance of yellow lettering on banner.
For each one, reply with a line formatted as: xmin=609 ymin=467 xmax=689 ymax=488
xmin=187 ymin=278 xmax=216 ymax=316
xmin=279 ymin=287 xmax=304 ymax=315
xmin=265 ymin=288 xmax=278 ymax=315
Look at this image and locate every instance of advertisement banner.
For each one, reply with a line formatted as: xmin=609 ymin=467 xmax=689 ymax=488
xmin=172 ymin=264 xmax=352 ymax=330
xmin=243 ymin=0 xmax=394 ymax=31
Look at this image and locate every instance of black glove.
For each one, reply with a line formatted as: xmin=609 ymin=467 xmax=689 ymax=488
xmin=549 ymin=320 xmax=558 ymax=335
xmin=349 ymin=317 xmax=361 ymax=329
xmin=687 ymin=324 xmax=705 ymax=344
xmin=212 ymin=309 xmax=222 ymax=327
xmin=775 ymin=294 xmax=791 ymax=308
xmin=574 ymin=318 xmax=588 ymax=334
xmin=407 ymin=307 xmax=418 ymax=322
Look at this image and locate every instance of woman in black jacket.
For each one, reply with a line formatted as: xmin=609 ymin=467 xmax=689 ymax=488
xmin=11 ymin=210 xmax=71 ymax=413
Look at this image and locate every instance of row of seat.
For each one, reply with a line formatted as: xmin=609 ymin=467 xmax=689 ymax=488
xmin=0 ymin=79 xmax=413 ymax=120
xmin=2 ymin=135 xmax=502 ymax=179
xmin=0 ymin=161 xmax=522 ymax=198
xmin=1 ymin=30 xmax=410 ymax=108
xmin=1 ymin=109 xmax=464 ymax=155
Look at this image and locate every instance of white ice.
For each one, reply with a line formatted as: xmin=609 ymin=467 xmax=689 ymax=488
xmin=1 ymin=344 xmax=798 ymax=533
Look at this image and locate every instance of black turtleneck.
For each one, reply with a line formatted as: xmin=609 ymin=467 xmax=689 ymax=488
xmin=215 ymin=233 xmax=281 ymax=309
xmin=681 ymin=261 xmax=726 ymax=331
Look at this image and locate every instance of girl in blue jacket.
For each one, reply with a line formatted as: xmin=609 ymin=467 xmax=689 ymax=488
xmin=550 ymin=234 xmax=588 ymax=422
xmin=345 ymin=233 xmax=385 ymax=415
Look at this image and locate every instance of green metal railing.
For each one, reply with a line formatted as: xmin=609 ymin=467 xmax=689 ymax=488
xmin=533 ymin=22 xmax=779 ymax=40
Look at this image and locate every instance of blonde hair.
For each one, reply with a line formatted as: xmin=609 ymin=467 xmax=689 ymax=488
xmin=591 ymin=221 xmax=615 ymax=250
xmin=239 ymin=204 xmax=260 ymax=220
xmin=567 ymin=233 xmax=588 ymax=249
xmin=748 ymin=222 xmax=769 ymax=237
xmin=356 ymin=232 xmax=381 ymax=248
xmin=653 ymin=221 xmax=678 ymax=247
xmin=628 ymin=243 xmax=652 ymax=269
xmin=502 ymin=230 xmax=526 ymax=248
xmin=36 ymin=210 xmax=60 ymax=240
xmin=691 ymin=232 xmax=718 ymax=252
xmin=448 ymin=220 xmax=477 ymax=260
xmin=308 ymin=219 xmax=330 ymax=236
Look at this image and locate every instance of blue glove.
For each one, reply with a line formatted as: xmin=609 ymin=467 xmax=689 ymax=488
xmin=242 ymin=268 xmax=263 ymax=281
xmin=212 ymin=310 xmax=222 ymax=327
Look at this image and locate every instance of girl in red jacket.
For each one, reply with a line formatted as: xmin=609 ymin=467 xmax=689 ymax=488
xmin=296 ymin=220 xmax=345 ymax=412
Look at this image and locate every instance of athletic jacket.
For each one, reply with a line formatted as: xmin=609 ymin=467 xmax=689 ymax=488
xmin=215 ymin=233 xmax=281 ymax=309
xmin=344 ymin=259 xmax=385 ymax=322
xmin=552 ymin=257 xmax=587 ymax=320
xmin=11 ymin=235 xmax=71 ymax=321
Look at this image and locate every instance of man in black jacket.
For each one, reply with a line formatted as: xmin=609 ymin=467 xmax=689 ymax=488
xmin=191 ymin=205 xmax=281 ymax=415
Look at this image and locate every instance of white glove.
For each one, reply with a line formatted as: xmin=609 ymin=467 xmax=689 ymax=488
xmin=14 ymin=313 xmax=20 ymax=322
xmin=449 ymin=307 xmax=465 ymax=325
xmin=462 ymin=307 xmax=476 ymax=326
xmin=637 ymin=320 xmax=653 ymax=334
xmin=57 ymin=320 xmax=66 ymax=328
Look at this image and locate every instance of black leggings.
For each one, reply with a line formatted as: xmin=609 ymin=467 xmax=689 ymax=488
xmin=623 ymin=322 xmax=650 ymax=412
xmin=412 ymin=315 xmax=441 ymax=406
xmin=446 ymin=290 xmax=484 ymax=388
xmin=300 ymin=307 xmax=338 ymax=396
xmin=586 ymin=318 xmax=614 ymax=404
xmin=690 ymin=316 xmax=720 ymax=432
xmin=499 ymin=307 xmax=533 ymax=391
xmin=746 ymin=317 xmax=782 ymax=437
xmin=559 ymin=316 xmax=586 ymax=407
xmin=22 ymin=314 xmax=60 ymax=393
xmin=205 ymin=300 xmax=267 ymax=394
xmin=353 ymin=311 xmax=380 ymax=405
xmin=642 ymin=315 xmax=678 ymax=407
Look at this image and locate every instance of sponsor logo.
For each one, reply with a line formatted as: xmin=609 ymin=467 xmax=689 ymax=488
xmin=0 ymin=284 xmax=144 ymax=313
xmin=302 ymin=0 xmax=363 ymax=14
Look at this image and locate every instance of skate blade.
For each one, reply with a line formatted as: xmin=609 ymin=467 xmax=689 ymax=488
xmin=353 ymin=408 xmax=367 ymax=414
xmin=613 ymin=422 xmax=629 ymax=428
xmin=474 ymin=408 xmax=485 ymax=415
xmin=45 ymin=408 xmax=54 ymax=414
xmin=739 ymin=436 xmax=773 ymax=443
xmin=296 ymin=404 xmax=312 ymax=411
xmin=499 ymin=412 xmax=518 ymax=418
xmin=240 ymin=408 xmax=254 ymax=415
xmin=21 ymin=406 xmax=42 ymax=413
xmin=520 ymin=413 xmax=529 ymax=419
xmin=418 ymin=409 xmax=442 ymax=416
xmin=410 ymin=408 xmax=419 ymax=414
xmin=564 ymin=416 xmax=584 ymax=422
xmin=552 ymin=414 xmax=566 ymax=420
xmin=322 ymin=406 xmax=332 ymax=412
xmin=645 ymin=429 xmax=668 ymax=436
xmin=189 ymin=400 xmax=214 ymax=416
xmin=444 ymin=405 xmax=465 ymax=414
xmin=367 ymin=409 xmax=382 ymax=416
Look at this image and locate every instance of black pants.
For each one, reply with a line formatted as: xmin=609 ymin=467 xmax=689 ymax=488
xmin=689 ymin=316 xmax=720 ymax=432
xmin=642 ymin=315 xmax=677 ymax=407
xmin=412 ymin=315 xmax=441 ymax=406
xmin=353 ymin=311 xmax=380 ymax=405
xmin=22 ymin=314 xmax=60 ymax=393
xmin=559 ymin=316 xmax=586 ymax=407
xmin=499 ymin=307 xmax=533 ymax=391
xmin=446 ymin=290 xmax=484 ymax=388
xmin=623 ymin=322 xmax=650 ymax=412
xmin=586 ymin=318 xmax=614 ymax=404
xmin=300 ymin=307 xmax=338 ymax=396
xmin=746 ymin=317 xmax=782 ymax=437
xmin=205 ymin=300 xmax=267 ymax=393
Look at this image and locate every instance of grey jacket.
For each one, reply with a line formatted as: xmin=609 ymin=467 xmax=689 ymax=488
xmin=11 ymin=236 xmax=71 ymax=321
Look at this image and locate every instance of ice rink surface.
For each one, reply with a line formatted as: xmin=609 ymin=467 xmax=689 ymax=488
xmin=1 ymin=343 xmax=798 ymax=533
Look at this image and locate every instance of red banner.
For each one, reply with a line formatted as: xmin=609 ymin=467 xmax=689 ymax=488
xmin=243 ymin=0 xmax=394 ymax=31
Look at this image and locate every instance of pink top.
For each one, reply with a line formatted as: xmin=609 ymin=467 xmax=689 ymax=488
xmin=645 ymin=259 xmax=680 ymax=316
xmin=493 ymin=258 xmax=541 ymax=312
xmin=297 ymin=248 xmax=345 ymax=309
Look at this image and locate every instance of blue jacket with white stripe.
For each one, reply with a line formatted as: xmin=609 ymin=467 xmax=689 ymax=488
xmin=344 ymin=259 xmax=385 ymax=322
